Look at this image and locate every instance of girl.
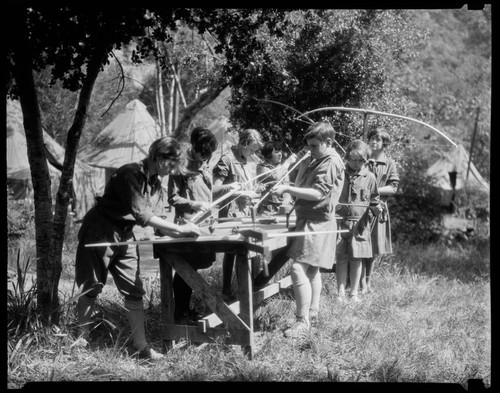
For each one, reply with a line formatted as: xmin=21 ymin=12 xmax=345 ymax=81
xmin=272 ymin=122 xmax=344 ymax=338
xmin=167 ymin=127 xmax=219 ymax=324
xmin=360 ymin=127 xmax=399 ymax=294
xmin=255 ymin=141 xmax=293 ymax=215
xmin=212 ymin=128 xmax=264 ymax=297
xmin=336 ymin=140 xmax=382 ymax=302
xmin=75 ymin=137 xmax=200 ymax=360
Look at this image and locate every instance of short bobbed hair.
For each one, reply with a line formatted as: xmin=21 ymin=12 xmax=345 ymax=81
xmin=368 ymin=127 xmax=392 ymax=148
xmin=148 ymin=137 xmax=183 ymax=162
xmin=190 ymin=126 xmax=218 ymax=159
xmin=345 ymin=139 xmax=372 ymax=162
xmin=303 ymin=122 xmax=335 ymax=144
xmin=261 ymin=141 xmax=282 ymax=158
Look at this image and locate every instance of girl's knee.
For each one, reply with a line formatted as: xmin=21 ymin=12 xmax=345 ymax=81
xmin=291 ymin=262 xmax=308 ymax=284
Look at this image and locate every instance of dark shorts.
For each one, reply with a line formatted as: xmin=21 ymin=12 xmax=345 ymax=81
xmin=75 ymin=207 xmax=145 ymax=300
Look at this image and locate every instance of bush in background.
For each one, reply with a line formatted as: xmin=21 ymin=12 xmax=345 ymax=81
xmin=390 ymin=148 xmax=444 ymax=244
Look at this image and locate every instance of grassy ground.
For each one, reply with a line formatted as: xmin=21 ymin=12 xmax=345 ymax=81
xmin=7 ymin=229 xmax=490 ymax=388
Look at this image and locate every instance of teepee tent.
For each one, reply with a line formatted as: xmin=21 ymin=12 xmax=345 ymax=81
xmin=7 ymin=99 xmax=61 ymax=202
xmin=7 ymin=99 xmax=105 ymax=219
xmin=80 ymin=99 xmax=161 ymax=182
xmin=426 ymin=143 xmax=489 ymax=206
xmin=43 ymin=132 xmax=106 ymax=220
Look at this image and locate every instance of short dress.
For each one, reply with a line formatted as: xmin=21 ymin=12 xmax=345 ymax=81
xmin=286 ymin=149 xmax=344 ymax=269
xmin=336 ymin=165 xmax=380 ymax=261
xmin=367 ymin=153 xmax=399 ymax=256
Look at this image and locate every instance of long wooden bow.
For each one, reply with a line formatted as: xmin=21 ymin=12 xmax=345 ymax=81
xmin=255 ymin=98 xmax=347 ymax=154
xmin=296 ymin=107 xmax=457 ymax=147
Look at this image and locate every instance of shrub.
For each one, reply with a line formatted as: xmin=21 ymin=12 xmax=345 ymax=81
xmin=390 ymin=148 xmax=444 ymax=243
xmin=454 ymin=184 xmax=490 ymax=222
xmin=7 ymin=188 xmax=35 ymax=242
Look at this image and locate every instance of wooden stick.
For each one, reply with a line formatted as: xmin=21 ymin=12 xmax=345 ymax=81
xmin=265 ymin=229 xmax=348 ymax=238
xmin=189 ymin=187 xmax=240 ymax=224
xmin=85 ymin=234 xmax=246 ymax=248
xmin=337 ymin=202 xmax=370 ymax=208
xmin=254 ymin=151 xmax=310 ymax=209
xmin=84 ymin=227 xmax=347 ymax=248
xmin=190 ymin=164 xmax=285 ymax=224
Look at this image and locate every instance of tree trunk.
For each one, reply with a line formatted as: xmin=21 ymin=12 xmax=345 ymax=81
xmin=11 ymin=6 xmax=58 ymax=324
xmin=156 ymin=59 xmax=166 ymax=136
xmin=11 ymin=5 xmax=110 ymax=325
xmin=167 ymin=74 xmax=175 ymax=134
xmin=50 ymin=45 xmax=110 ymax=321
xmin=172 ymin=82 xmax=228 ymax=143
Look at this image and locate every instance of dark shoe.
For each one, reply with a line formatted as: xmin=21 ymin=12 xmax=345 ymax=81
xmin=222 ymin=291 xmax=237 ymax=303
xmin=175 ymin=309 xmax=202 ymax=325
xmin=187 ymin=309 xmax=203 ymax=321
xmin=137 ymin=345 xmax=164 ymax=361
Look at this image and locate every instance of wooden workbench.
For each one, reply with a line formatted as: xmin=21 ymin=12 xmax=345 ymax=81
xmin=152 ymin=216 xmax=297 ymax=359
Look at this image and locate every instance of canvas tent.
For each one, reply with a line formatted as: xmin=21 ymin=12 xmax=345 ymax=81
xmin=426 ymin=143 xmax=490 ymax=206
xmin=6 ymin=99 xmax=105 ymax=219
xmin=80 ymin=99 xmax=161 ymax=182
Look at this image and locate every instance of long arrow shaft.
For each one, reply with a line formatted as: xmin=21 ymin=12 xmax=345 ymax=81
xmin=190 ymin=164 xmax=286 ymax=224
xmin=254 ymin=151 xmax=310 ymax=209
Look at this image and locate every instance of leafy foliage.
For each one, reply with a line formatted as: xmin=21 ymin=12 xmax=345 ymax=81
xmin=390 ymin=148 xmax=444 ymax=243
xmin=395 ymin=8 xmax=491 ymax=180
xmin=7 ymin=189 xmax=34 ymax=241
xmin=229 ymin=9 xmax=428 ymax=151
xmin=454 ymin=185 xmax=490 ymax=222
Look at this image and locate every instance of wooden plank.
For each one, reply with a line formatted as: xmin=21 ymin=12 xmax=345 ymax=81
xmin=235 ymin=252 xmax=254 ymax=359
xmin=200 ymin=282 xmax=282 ymax=329
xmin=278 ymin=275 xmax=293 ymax=289
xmin=159 ymin=259 xmax=175 ymax=349
xmin=252 ymin=282 xmax=280 ymax=305
xmin=254 ymin=246 xmax=291 ymax=289
xmin=200 ymin=301 xmax=240 ymax=329
xmin=159 ymin=252 xmax=250 ymax=332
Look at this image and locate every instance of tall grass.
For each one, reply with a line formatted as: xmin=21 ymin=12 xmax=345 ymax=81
xmin=7 ymin=224 xmax=490 ymax=388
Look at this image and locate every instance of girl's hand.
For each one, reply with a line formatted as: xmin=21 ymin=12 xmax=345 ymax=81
xmin=370 ymin=204 xmax=384 ymax=216
xmin=282 ymin=153 xmax=298 ymax=169
xmin=178 ymin=222 xmax=201 ymax=237
xmin=229 ymin=182 xmax=242 ymax=191
xmin=239 ymin=190 xmax=259 ymax=199
xmin=272 ymin=185 xmax=288 ymax=196
xmin=192 ymin=201 xmax=211 ymax=212
xmin=296 ymin=148 xmax=310 ymax=160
